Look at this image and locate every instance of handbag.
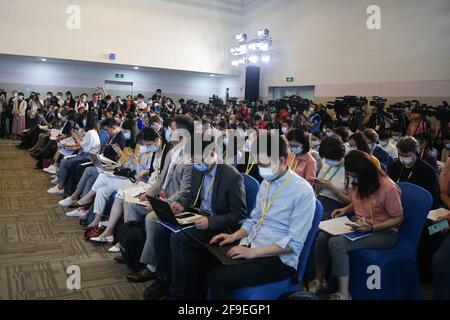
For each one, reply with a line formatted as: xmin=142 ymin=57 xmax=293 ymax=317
xmin=113 ymin=167 xmax=136 ymax=183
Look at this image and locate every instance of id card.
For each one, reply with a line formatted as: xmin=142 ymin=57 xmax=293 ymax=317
xmin=428 ymin=220 xmax=449 ymax=236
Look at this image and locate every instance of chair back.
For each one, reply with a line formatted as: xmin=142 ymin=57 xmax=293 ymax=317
xmin=99 ymin=129 xmax=109 ymax=150
xmin=297 ymin=199 xmax=323 ymax=281
xmin=242 ymin=174 xmax=260 ymax=215
xmin=397 ymin=182 xmax=433 ymax=252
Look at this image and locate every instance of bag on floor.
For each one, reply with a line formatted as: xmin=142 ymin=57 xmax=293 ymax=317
xmin=116 ymin=222 xmax=146 ymax=273
xmin=84 ymin=227 xmax=105 ymax=241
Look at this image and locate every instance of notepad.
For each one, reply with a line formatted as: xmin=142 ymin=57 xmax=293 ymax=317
xmin=428 ymin=208 xmax=450 ymax=222
xmin=342 ymin=232 xmax=373 ymax=242
xmin=157 ymin=220 xmax=195 ymax=234
xmin=319 ymin=216 xmax=355 ymax=235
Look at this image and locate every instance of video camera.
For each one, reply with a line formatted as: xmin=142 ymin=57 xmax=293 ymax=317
xmin=370 ymin=96 xmax=387 ymax=112
xmin=327 ymin=96 xmax=367 ymax=116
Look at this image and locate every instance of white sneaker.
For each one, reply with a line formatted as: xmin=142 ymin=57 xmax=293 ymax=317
xmin=58 ymin=196 xmax=73 ymax=207
xmin=65 ymin=208 xmax=82 ymax=217
xmin=47 ymin=185 xmax=64 ymax=195
xmin=308 ymin=279 xmax=327 ymax=294
xmin=108 ymin=245 xmax=121 ymax=253
xmin=98 ymin=221 xmax=109 ymax=228
xmin=51 ymin=175 xmax=56 ymax=179
xmin=90 ymin=236 xmax=114 ymax=243
xmin=43 ymin=165 xmax=57 ymax=174
xmin=50 ymin=177 xmax=59 ymax=185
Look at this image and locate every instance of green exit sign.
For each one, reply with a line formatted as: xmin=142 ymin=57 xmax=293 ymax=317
xmin=115 ymin=74 xmax=124 ymax=79
xmin=286 ymin=77 xmax=294 ymax=82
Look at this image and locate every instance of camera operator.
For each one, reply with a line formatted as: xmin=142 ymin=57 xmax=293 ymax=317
xmin=363 ymin=97 xmax=394 ymax=132
xmin=301 ymin=103 xmax=321 ymax=134
xmin=407 ymin=106 xmax=430 ymax=136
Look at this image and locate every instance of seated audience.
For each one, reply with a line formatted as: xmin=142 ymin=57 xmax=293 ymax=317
xmin=285 ymin=129 xmax=317 ymax=183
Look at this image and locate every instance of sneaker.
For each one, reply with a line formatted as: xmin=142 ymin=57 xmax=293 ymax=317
xmin=47 ymin=185 xmax=64 ymax=195
xmin=98 ymin=221 xmax=109 ymax=228
xmin=65 ymin=208 xmax=82 ymax=217
xmin=58 ymin=196 xmax=74 ymax=207
xmin=90 ymin=235 xmax=114 ymax=243
xmin=308 ymin=279 xmax=327 ymax=294
xmin=43 ymin=165 xmax=57 ymax=174
xmin=108 ymin=245 xmax=121 ymax=253
xmin=50 ymin=177 xmax=59 ymax=185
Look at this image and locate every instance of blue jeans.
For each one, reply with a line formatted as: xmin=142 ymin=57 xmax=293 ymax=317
xmin=58 ymin=154 xmax=90 ymax=186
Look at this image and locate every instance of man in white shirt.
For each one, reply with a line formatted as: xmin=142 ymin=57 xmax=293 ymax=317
xmin=380 ymin=131 xmax=399 ymax=160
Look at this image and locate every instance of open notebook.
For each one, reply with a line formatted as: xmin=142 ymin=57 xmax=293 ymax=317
xmin=319 ymin=216 xmax=373 ymax=242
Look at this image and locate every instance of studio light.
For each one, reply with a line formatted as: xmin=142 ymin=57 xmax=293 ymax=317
xmin=235 ymin=33 xmax=247 ymax=42
xmin=230 ymin=28 xmax=272 ymax=66
xmin=249 ymin=55 xmax=259 ymax=64
xmin=134 ymin=66 xmax=139 ymax=70
xmin=40 ymin=58 xmax=47 ymax=62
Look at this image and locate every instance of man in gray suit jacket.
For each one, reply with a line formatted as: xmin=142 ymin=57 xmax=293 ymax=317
xmin=144 ymin=137 xmax=248 ymax=300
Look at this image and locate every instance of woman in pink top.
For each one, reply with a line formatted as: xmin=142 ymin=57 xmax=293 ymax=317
xmin=310 ymin=151 xmax=404 ymax=300
xmin=285 ymin=129 xmax=317 ymax=183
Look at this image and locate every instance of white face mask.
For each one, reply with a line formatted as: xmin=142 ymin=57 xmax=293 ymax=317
xmin=281 ymin=127 xmax=288 ymax=134
xmin=400 ymin=156 xmax=415 ymax=167
xmin=380 ymin=140 xmax=389 ymax=148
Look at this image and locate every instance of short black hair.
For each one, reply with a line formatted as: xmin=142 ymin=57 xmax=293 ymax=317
xmin=138 ymin=127 xmax=160 ymax=143
xmin=333 ymin=126 xmax=350 ymax=143
xmin=253 ymin=131 xmax=289 ymax=160
xmin=397 ymin=136 xmax=419 ymax=154
xmin=286 ymin=129 xmax=311 ymax=154
xmin=319 ymin=137 xmax=346 ymax=161
xmin=102 ymin=118 xmax=119 ymax=128
xmin=174 ymin=115 xmax=195 ymax=135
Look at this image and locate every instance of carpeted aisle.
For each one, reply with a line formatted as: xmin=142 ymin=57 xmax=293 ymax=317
xmin=0 ymin=139 xmax=147 ymax=300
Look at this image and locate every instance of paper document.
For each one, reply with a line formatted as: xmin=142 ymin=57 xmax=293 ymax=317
xmin=39 ymin=125 xmax=50 ymax=131
xmin=60 ymin=137 xmax=75 ymax=145
xmin=50 ymin=129 xmax=60 ymax=137
xmin=319 ymin=216 xmax=356 ymax=236
xmin=124 ymin=194 xmax=148 ymax=206
xmin=98 ymin=154 xmax=119 ymax=166
xmin=428 ymin=208 xmax=450 ymax=222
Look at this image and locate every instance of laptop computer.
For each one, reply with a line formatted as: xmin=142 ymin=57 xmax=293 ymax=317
xmin=147 ymin=196 xmax=203 ymax=227
xmin=88 ymin=153 xmax=118 ymax=172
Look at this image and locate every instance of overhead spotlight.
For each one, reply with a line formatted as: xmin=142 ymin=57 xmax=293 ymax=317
xmin=248 ymin=43 xmax=257 ymax=51
xmin=210 ymin=74 xmax=215 ymax=77
xmin=231 ymin=60 xmax=239 ymax=66
xmin=40 ymin=58 xmax=47 ymax=62
xmin=238 ymin=58 xmax=246 ymax=65
xmin=248 ymin=55 xmax=259 ymax=64
xmin=134 ymin=66 xmax=139 ymax=70
xmin=230 ymin=48 xmax=236 ymax=54
xmin=257 ymin=28 xmax=270 ymax=38
xmin=258 ymin=42 xmax=270 ymax=51
xmin=261 ymin=55 xmax=271 ymax=63
xmin=235 ymin=33 xmax=247 ymax=42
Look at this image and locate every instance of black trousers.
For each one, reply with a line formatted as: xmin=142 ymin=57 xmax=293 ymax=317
xmin=208 ymin=256 xmax=296 ymax=300
xmin=433 ymin=234 xmax=450 ymax=300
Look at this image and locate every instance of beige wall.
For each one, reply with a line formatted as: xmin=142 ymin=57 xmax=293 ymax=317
xmin=0 ymin=0 xmax=241 ymax=75
xmin=243 ymin=0 xmax=450 ymax=100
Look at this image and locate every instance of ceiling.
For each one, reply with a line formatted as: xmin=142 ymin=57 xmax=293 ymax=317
xmin=162 ymin=0 xmax=262 ymax=14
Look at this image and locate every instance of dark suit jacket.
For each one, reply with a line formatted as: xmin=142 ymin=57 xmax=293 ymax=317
xmin=103 ymin=131 xmax=126 ymax=161
xmin=187 ymin=164 xmax=248 ymax=234
xmin=373 ymin=146 xmax=394 ymax=169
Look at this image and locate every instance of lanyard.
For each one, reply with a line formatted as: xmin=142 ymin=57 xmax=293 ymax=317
xmin=193 ymin=175 xmax=215 ymax=208
xmin=246 ymin=162 xmax=255 ymax=174
xmin=322 ymin=165 xmax=343 ymax=182
xmin=261 ymin=171 xmax=294 ymax=223
xmin=290 ymin=156 xmax=300 ymax=171
xmin=397 ymin=166 xmax=413 ymax=183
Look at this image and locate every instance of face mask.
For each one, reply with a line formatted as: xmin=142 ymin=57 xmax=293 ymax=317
xmin=349 ymin=146 xmax=357 ymax=151
xmin=47 ymin=95 xmax=52 ymax=99
xmin=140 ymin=145 xmax=153 ymax=154
xmin=149 ymin=145 xmax=159 ymax=153
xmin=151 ymin=123 xmax=159 ymax=131
xmin=311 ymin=140 xmax=321 ymax=148
xmin=325 ymin=131 xmax=333 ymax=138
xmin=326 ymin=159 xmax=341 ymax=167
xmin=445 ymin=144 xmax=450 ymax=150
xmin=13 ymin=93 xmax=17 ymax=97
xmin=309 ymin=107 xmax=315 ymax=113
xmin=82 ymin=119 xmax=87 ymax=127
xmin=57 ymin=95 xmax=62 ymax=99
xmin=400 ymin=156 xmax=415 ymax=167
xmin=341 ymin=117 xmax=349 ymax=122
xmin=245 ymin=140 xmax=252 ymax=152
xmin=369 ymin=143 xmax=377 ymax=152
xmin=258 ymin=166 xmax=278 ymax=182
xmin=281 ymin=127 xmax=288 ymax=134
xmin=57 ymin=113 xmax=62 ymax=119
xmin=165 ymin=129 xmax=172 ymax=142
xmin=123 ymin=131 xmax=131 ymax=140
xmin=223 ymin=138 xmax=229 ymax=146
xmin=18 ymin=96 xmax=24 ymax=100
xmin=380 ymin=140 xmax=389 ymax=148
xmin=194 ymin=164 xmax=209 ymax=172
xmin=392 ymin=136 xmax=401 ymax=142
xmin=290 ymin=146 xmax=303 ymax=155
xmin=350 ymin=177 xmax=359 ymax=185
xmin=115 ymin=117 xmax=121 ymax=123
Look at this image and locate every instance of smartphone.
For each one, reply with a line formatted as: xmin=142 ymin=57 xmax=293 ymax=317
xmin=428 ymin=220 xmax=449 ymax=236
xmin=345 ymin=222 xmax=362 ymax=229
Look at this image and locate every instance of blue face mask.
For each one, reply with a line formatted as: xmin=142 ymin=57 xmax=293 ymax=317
xmin=326 ymin=159 xmax=341 ymax=167
xmin=149 ymin=145 xmax=159 ymax=153
xmin=223 ymin=138 xmax=229 ymax=146
xmin=194 ymin=164 xmax=209 ymax=172
xmin=258 ymin=166 xmax=278 ymax=182
xmin=123 ymin=131 xmax=131 ymax=141
xmin=151 ymin=123 xmax=159 ymax=131
xmin=140 ymin=145 xmax=153 ymax=154
xmin=165 ymin=129 xmax=172 ymax=142
xmin=290 ymin=146 xmax=303 ymax=155
xmin=325 ymin=131 xmax=333 ymax=138
xmin=445 ymin=144 xmax=450 ymax=150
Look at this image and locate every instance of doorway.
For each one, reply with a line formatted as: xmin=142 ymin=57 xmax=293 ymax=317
xmin=104 ymin=80 xmax=133 ymax=98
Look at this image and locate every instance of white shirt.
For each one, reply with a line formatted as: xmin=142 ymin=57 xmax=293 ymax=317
xmin=381 ymin=142 xmax=398 ymax=159
xmin=317 ymin=163 xmax=347 ymax=204
xmin=80 ymin=129 xmax=101 ymax=154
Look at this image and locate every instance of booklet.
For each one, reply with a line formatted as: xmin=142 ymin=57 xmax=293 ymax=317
xmin=157 ymin=220 xmax=195 ymax=234
xmin=428 ymin=208 xmax=450 ymax=222
xmin=342 ymin=231 xmax=373 ymax=242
